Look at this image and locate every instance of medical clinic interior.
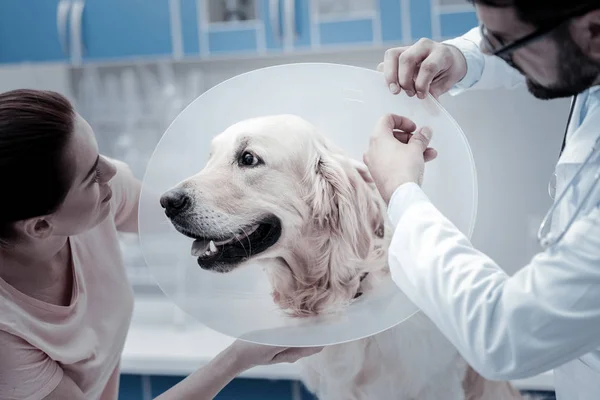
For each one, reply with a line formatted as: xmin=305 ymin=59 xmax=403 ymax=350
xmin=0 ymin=1 xmax=578 ymax=400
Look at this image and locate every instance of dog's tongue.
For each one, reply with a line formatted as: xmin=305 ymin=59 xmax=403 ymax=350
xmin=191 ymin=239 xmax=210 ymax=256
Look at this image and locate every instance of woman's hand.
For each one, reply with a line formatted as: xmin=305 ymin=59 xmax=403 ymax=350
xmin=228 ymin=339 xmax=324 ymax=370
xmin=154 ymin=340 xmax=323 ymax=400
xmin=377 ymin=38 xmax=468 ymax=99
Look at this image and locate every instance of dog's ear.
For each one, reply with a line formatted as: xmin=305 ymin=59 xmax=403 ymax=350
xmin=273 ymin=138 xmax=387 ymax=317
xmin=305 ymin=138 xmax=384 ymax=260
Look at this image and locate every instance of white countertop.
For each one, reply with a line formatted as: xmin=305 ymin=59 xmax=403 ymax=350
xmin=120 ymin=295 xmax=555 ymax=391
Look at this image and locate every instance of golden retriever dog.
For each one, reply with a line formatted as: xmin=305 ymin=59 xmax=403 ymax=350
xmin=160 ymin=114 xmax=526 ymax=400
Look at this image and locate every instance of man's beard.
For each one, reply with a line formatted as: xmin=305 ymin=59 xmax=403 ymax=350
xmin=520 ymin=28 xmax=600 ymax=100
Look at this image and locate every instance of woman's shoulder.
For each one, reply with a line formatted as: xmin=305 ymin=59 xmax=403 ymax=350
xmin=105 ymin=157 xmax=141 ymax=233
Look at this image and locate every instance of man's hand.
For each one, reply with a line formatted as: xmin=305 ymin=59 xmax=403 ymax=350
xmin=363 ymin=114 xmax=436 ymax=204
xmin=377 ymin=39 xmax=468 ymax=99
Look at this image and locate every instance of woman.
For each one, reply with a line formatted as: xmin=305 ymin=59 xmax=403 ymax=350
xmin=0 ymin=89 xmax=321 ymax=400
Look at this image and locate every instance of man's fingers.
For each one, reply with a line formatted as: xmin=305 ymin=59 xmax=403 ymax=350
xmin=394 ymin=131 xmax=438 ymax=161
xmin=393 ymin=131 xmax=411 ymax=143
xmin=414 ymin=51 xmax=446 ymax=99
xmin=430 ymin=77 xmax=456 ymax=100
xmin=383 ymin=47 xmax=407 ymax=93
xmin=376 ymin=62 xmax=384 ymax=72
xmin=424 ymin=147 xmax=438 ymax=162
xmin=408 ymin=126 xmax=433 ymax=153
xmin=377 ymin=114 xmax=417 ymax=134
xmin=397 ymin=39 xmax=435 ymax=96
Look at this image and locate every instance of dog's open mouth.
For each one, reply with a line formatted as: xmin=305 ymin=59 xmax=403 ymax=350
xmin=177 ymin=215 xmax=282 ymax=270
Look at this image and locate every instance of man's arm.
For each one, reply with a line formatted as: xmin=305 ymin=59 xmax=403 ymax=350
xmin=444 ymin=27 xmax=525 ymax=94
xmin=379 ymin=27 xmax=526 ymax=100
xmin=386 ymin=182 xmax=600 ymax=380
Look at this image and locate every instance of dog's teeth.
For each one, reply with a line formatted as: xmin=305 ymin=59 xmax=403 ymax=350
xmin=191 ymin=239 xmax=209 ymax=257
xmin=234 ymin=224 xmax=260 ymax=241
xmin=209 ymin=240 xmax=217 ymax=252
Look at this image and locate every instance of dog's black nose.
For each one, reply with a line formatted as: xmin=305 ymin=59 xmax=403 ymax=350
xmin=160 ymin=189 xmax=191 ymax=217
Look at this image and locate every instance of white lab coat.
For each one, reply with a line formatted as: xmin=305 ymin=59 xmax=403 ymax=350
xmin=385 ymin=27 xmax=600 ymax=399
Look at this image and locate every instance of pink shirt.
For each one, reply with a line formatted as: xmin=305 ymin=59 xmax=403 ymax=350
xmin=0 ymin=161 xmax=140 ymax=400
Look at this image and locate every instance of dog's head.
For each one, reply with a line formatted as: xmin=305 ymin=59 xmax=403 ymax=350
xmin=161 ymin=114 xmax=390 ymax=316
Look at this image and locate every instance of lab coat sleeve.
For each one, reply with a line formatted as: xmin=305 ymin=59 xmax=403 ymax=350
xmin=443 ymin=27 xmax=525 ymax=95
xmin=386 ymin=182 xmax=600 ymax=380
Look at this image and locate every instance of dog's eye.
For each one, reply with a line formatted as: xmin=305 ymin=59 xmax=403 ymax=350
xmin=239 ymin=151 xmax=261 ymax=167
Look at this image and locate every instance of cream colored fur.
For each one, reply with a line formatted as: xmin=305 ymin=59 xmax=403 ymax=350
xmin=175 ymin=114 xmax=524 ymax=399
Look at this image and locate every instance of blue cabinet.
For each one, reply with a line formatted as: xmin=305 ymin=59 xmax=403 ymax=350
xmin=201 ymin=0 xmax=260 ymax=55
xmin=0 ymin=0 xmax=480 ymax=65
xmin=184 ymin=0 xmax=312 ymax=56
xmin=380 ymin=0 xmax=405 ymax=43
xmin=261 ymin=0 xmax=312 ymax=52
xmin=0 ymin=0 xmax=69 ymax=63
xmin=116 ymin=374 xmax=554 ymax=400
xmin=0 ymin=0 xmax=173 ymax=64
xmin=80 ymin=0 xmax=173 ymax=61
xmin=117 ymin=374 xmax=300 ymax=400
xmin=439 ymin=10 xmax=479 ymax=39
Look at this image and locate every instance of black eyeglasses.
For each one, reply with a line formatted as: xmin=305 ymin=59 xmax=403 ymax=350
xmin=479 ymin=5 xmax=598 ymax=68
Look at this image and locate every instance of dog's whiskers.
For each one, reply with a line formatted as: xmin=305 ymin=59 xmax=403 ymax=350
xmin=219 ymin=223 xmax=249 ymax=258
xmin=236 ymin=225 xmax=252 ymax=257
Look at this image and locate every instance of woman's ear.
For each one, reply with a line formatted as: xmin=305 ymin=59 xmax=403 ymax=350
xmin=20 ymin=217 xmax=53 ymax=240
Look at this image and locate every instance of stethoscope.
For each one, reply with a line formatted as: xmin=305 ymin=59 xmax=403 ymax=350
xmin=537 ymin=94 xmax=600 ymax=249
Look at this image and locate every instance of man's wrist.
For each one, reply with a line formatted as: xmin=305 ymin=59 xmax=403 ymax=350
xmin=387 ymin=182 xmax=431 ymax=228
xmin=442 ymin=33 xmax=484 ymax=94
xmin=443 ymin=43 xmax=468 ymax=84
xmin=383 ymin=178 xmax=418 ymax=204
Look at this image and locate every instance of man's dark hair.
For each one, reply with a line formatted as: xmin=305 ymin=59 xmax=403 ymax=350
xmin=468 ymin=1 xmax=599 ymax=27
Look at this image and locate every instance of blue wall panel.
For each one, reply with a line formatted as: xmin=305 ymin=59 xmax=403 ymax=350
xmin=208 ymin=28 xmax=258 ymax=54
xmin=0 ymin=0 xmax=68 ymax=63
xmin=180 ymin=0 xmax=200 ymax=55
xmin=82 ymin=0 xmax=173 ymax=61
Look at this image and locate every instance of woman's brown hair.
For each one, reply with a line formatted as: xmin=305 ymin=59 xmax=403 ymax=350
xmin=0 ymin=89 xmax=75 ymax=242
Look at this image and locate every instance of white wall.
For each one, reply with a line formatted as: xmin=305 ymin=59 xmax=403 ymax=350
xmin=0 ymin=63 xmax=74 ymax=100
xmin=441 ymin=88 xmax=569 ymax=274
